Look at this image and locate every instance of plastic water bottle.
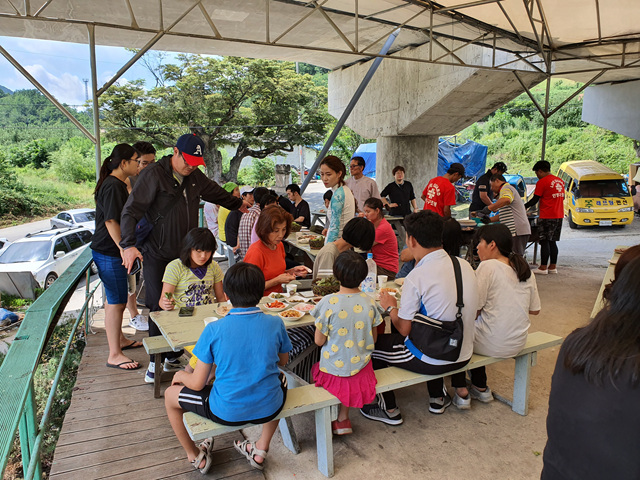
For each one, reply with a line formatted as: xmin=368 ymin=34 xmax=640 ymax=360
xmin=361 ymin=253 xmax=377 ymax=294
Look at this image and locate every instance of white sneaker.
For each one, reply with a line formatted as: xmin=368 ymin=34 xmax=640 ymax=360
xmin=452 ymin=392 xmax=471 ymax=410
xmin=129 ymin=314 xmax=149 ymax=331
xmin=163 ymin=358 xmax=185 ymax=373
xmin=548 ymin=267 xmax=558 ymax=274
xmin=144 ymin=364 xmax=155 ymax=384
xmin=469 ymin=385 xmax=494 ymax=403
xmin=533 ymin=267 xmax=548 ymax=275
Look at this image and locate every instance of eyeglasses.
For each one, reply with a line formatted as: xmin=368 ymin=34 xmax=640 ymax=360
xmin=349 ymin=164 xmax=361 ymax=169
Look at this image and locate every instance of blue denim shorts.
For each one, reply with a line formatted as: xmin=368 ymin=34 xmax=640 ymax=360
xmin=92 ymin=250 xmax=129 ymax=304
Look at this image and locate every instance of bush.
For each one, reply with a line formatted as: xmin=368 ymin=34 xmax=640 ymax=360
xmin=9 ymin=139 xmax=50 ymax=168
xmin=237 ymin=157 xmax=276 ymax=186
xmin=50 ymin=143 xmax=96 ymax=183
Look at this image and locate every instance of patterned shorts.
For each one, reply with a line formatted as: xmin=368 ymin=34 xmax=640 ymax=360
xmin=538 ymin=218 xmax=563 ymax=242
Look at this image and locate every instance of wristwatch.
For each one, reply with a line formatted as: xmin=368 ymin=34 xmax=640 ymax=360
xmin=385 ymin=306 xmax=398 ymax=314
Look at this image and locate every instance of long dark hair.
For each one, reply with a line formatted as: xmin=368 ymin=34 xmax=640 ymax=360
xmin=562 ymin=256 xmax=640 ymax=387
xmin=94 ymin=143 xmax=138 ymax=194
xmin=476 ymin=224 xmax=531 ymax=282
xmin=603 ymin=245 xmax=640 ymax=301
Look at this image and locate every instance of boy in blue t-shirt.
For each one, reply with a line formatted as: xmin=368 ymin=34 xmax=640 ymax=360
xmin=164 ymin=263 xmax=292 ymax=474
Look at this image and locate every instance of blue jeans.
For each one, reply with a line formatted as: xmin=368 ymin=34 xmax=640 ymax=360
xmin=92 ymin=250 xmax=128 ymax=304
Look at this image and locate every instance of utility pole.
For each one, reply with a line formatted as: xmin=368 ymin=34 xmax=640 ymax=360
xmin=82 ymin=78 xmax=89 ymax=103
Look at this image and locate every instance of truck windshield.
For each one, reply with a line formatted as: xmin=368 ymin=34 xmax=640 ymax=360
xmin=576 ymin=180 xmax=629 ymax=198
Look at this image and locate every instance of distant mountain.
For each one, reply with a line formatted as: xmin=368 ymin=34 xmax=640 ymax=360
xmin=0 ymin=85 xmax=12 ymax=94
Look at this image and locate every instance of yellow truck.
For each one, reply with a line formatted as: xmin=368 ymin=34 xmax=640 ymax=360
xmin=557 ymin=160 xmax=634 ymax=229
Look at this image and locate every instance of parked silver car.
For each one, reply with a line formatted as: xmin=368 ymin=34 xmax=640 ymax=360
xmin=0 ymin=227 xmax=94 ymax=289
xmin=50 ymin=208 xmax=96 ymax=232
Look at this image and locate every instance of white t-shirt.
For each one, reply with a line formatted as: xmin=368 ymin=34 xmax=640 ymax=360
xmin=473 ymin=259 xmax=541 ymax=358
xmin=203 ymin=202 xmax=219 ymax=237
xmin=398 ymin=249 xmax=478 ymax=365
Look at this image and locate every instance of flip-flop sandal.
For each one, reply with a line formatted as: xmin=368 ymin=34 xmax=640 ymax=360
xmin=106 ymin=361 xmax=141 ymax=370
xmin=233 ymin=439 xmax=267 ymax=471
xmin=121 ymin=340 xmax=143 ymax=350
xmin=190 ymin=445 xmax=212 ymax=474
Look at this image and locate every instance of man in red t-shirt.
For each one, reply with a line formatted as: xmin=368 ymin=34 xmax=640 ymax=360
xmin=421 ymin=163 xmax=465 ymax=219
xmin=525 ymin=160 xmax=565 ymax=274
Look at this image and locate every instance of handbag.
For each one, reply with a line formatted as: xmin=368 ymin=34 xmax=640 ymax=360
xmin=407 ymin=255 xmax=464 ymax=362
xmin=135 ymin=181 xmax=187 ymax=247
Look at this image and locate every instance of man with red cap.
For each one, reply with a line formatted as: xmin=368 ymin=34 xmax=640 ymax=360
xmin=120 ymin=134 xmax=250 ymax=382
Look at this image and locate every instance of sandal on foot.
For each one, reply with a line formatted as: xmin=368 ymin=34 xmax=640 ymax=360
xmin=190 ymin=445 xmax=212 ymax=474
xmin=233 ymin=439 xmax=267 ymax=471
xmin=200 ymin=437 xmax=214 ymax=455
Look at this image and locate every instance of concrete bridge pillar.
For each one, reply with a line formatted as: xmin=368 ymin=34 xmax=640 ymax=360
xmin=376 ymin=135 xmax=439 ymax=201
xmin=328 ymin=41 xmax=545 ymax=188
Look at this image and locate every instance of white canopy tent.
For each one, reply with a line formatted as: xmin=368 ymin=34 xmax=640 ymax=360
xmin=1 ymin=0 xmax=639 ymax=167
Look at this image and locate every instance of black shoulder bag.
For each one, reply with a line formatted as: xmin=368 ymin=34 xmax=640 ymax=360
xmin=407 ymin=255 xmax=464 ymax=362
xmin=135 ymin=181 xmax=187 ymax=247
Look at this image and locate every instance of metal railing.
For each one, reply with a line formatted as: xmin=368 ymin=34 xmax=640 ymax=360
xmin=0 ymin=248 xmax=100 ymax=478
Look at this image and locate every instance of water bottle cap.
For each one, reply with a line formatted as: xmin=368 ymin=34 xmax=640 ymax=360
xmin=367 ymin=253 xmax=373 ymax=259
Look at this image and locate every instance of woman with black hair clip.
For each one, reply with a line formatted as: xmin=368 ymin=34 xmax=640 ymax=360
xmin=91 ymin=143 xmax=142 ymax=371
xmin=542 ymin=256 xmax=640 ymax=480
xmin=456 ymin=223 xmax=540 ymax=409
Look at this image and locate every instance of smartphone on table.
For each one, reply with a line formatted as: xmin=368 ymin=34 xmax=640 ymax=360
xmin=178 ymin=306 xmax=195 ymax=317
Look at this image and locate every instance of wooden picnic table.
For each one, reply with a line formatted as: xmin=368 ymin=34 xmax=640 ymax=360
xmin=149 ymin=299 xmax=316 ymax=352
xmin=590 ymin=246 xmax=625 ymax=319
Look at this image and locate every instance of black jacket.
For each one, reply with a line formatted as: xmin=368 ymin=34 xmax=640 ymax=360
xmin=120 ymin=155 xmax=243 ymax=261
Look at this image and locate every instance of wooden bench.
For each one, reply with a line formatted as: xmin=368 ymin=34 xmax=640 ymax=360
xmin=184 ymin=383 xmax=341 ymax=477
xmin=182 ymin=331 xmax=562 ymax=477
xmin=142 ymin=336 xmax=174 ymax=399
xmin=375 ymin=331 xmax=562 ymax=416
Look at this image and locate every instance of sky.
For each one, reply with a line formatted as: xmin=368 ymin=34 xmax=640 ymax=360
xmin=0 ymin=36 xmax=176 ymax=107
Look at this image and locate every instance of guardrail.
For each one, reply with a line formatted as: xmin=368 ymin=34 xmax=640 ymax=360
xmin=0 ymin=248 xmax=99 ymax=478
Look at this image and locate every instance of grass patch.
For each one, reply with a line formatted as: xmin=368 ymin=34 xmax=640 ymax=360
xmin=3 ymin=318 xmax=86 ymax=479
xmin=0 ymin=168 xmax=95 ymax=227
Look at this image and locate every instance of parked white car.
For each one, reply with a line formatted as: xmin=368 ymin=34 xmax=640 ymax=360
xmin=0 ymin=227 xmax=94 ymax=289
xmin=50 ymin=208 xmax=96 ymax=232
xmin=0 ymin=238 xmax=10 ymax=257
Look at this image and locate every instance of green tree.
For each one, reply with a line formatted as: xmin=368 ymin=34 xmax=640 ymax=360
xmin=100 ymin=55 xmax=331 ymax=183
xmin=9 ymin=139 xmax=50 ymax=168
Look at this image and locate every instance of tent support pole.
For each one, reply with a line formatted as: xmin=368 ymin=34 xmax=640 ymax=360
xmin=300 ymin=28 xmax=400 ymax=194
xmin=0 ymin=43 xmax=96 ymax=143
xmin=88 ymin=24 xmax=102 ymax=181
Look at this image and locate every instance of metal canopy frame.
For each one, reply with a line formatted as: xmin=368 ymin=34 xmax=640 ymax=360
xmin=1 ymin=0 xmax=639 ymax=175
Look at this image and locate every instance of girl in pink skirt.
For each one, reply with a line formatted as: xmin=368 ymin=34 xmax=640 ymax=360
xmin=311 ymin=251 xmax=383 ymax=435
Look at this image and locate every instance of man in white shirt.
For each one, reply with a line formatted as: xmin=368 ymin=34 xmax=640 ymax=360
xmin=360 ymin=210 xmax=478 ymax=425
xmin=345 ymin=156 xmax=381 ymax=214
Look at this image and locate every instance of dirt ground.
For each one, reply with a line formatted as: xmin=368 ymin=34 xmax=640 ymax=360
xmin=247 ymin=213 xmax=640 ymax=480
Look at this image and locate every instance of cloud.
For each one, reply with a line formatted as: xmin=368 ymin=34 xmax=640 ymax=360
xmin=24 ymin=64 xmax=87 ymax=106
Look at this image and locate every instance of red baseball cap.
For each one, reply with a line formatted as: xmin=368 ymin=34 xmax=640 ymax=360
xmin=176 ymin=134 xmax=205 ymax=167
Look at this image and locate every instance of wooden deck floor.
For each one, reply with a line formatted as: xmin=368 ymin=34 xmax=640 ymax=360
xmin=49 ymin=310 xmax=264 ymax=480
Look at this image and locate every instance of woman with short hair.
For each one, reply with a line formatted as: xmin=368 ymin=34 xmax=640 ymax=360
xmin=243 ymin=205 xmax=308 ymax=296
xmin=380 ymin=165 xmax=418 ymax=217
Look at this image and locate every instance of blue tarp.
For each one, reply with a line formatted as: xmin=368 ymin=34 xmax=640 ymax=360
xmin=437 ymin=140 xmax=488 ymax=180
xmin=352 ymin=140 xmax=487 ymax=180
